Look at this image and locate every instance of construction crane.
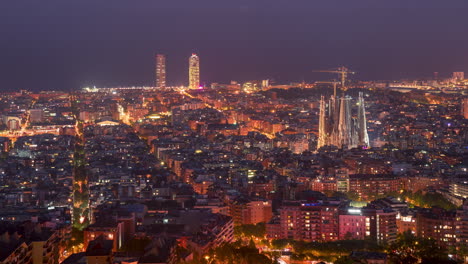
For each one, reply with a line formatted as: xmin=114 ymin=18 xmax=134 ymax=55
xmin=313 ymin=66 xmax=356 ymax=90
xmin=315 ymin=81 xmax=340 ymax=97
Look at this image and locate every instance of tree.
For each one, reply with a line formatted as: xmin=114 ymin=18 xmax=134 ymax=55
xmin=453 ymin=244 xmax=468 ymax=263
xmin=334 ymin=256 xmax=355 ymax=264
xmin=291 ymin=239 xmax=383 ymax=256
xmin=234 ymin=223 xmax=266 ymax=239
xmin=210 ymin=242 xmax=276 ymax=264
xmin=346 ymin=191 xmax=360 ymax=201
xmin=271 ymin=239 xmax=289 ymax=250
xmin=398 ymin=190 xmax=457 ymax=210
xmin=388 ymin=231 xmax=449 ymax=264
xmin=248 ymin=238 xmax=256 ymax=249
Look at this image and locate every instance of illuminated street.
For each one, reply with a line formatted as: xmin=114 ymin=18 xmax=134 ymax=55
xmin=0 ymin=2 xmax=467 ymax=264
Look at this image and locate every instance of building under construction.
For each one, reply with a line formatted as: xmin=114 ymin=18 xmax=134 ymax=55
xmin=318 ymin=92 xmax=369 ymax=150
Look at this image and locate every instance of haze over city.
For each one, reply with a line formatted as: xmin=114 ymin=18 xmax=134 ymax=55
xmin=1 ymin=0 xmax=468 ymax=90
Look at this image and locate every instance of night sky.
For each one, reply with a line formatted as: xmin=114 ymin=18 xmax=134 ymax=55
xmin=1 ymin=0 xmax=468 ymax=91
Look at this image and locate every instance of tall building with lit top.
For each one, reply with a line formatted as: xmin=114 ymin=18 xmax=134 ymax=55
xmin=453 ymin=71 xmax=465 ymax=81
xmin=462 ymin=98 xmax=468 ymax=119
xmin=318 ymin=92 xmax=369 ymax=149
xmin=189 ymin=53 xmax=200 ymax=89
xmin=155 ymin=54 xmax=166 ymax=88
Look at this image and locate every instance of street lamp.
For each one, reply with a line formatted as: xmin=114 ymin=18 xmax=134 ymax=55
xmin=204 ymin=255 xmax=215 ymax=264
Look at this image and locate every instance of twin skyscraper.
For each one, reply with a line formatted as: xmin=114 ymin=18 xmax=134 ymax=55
xmin=155 ymin=53 xmax=200 ymax=89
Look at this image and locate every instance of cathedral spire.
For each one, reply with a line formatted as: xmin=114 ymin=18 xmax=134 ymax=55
xmin=357 ymin=92 xmax=370 ymax=147
xmin=318 ymin=95 xmax=327 ymax=149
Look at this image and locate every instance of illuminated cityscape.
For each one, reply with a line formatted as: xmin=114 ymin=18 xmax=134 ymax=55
xmin=155 ymin=54 xmax=166 ymax=89
xmin=0 ymin=2 xmax=468 ymax=264
xmin=189 ymin=53 xmax=200 ymax=89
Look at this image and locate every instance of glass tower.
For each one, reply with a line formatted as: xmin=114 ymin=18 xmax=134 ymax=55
xmin=189 ymin=53 xmax=200 ymax=89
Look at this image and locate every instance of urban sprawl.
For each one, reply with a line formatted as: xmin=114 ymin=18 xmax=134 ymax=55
xmin=0 ymin=54 xmax=468 ymax=264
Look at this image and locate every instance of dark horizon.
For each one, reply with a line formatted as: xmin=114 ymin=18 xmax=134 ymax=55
xmin=1 ymin=0 xmax=468 ymax=91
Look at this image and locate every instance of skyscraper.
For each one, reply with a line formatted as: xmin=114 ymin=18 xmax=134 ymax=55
xmin=462 ymin=98 xmax=468 ymax=119
xmin=155 ymin=54 xmax=166 ymax=88
xmin=317 ymin=92 xmax=369 ymax=150
xmin=189 ymin=53 xmax=200 ymax=89
xmin=453 ymin=72 xmax=465 ymax=81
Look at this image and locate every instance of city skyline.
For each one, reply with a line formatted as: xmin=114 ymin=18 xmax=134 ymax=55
xmin=0 ymin=84 xmax=465 ymax=264
xmin=1 ymin=1 xmax=468 ymax=90
xmin=0 ymin=2 xmax=468 ymax=263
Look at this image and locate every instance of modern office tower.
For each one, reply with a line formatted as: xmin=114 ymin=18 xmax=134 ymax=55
xmin=317 ymin=93 xmax=369 ymax=150
xmin=462 ymin=98 xmax=468 ymax=119
xmin=189 ymin=53 xmax=200 ymax=89
xmin=155 ymin=54 xmax=166 ymax=88
xmin=453 ymin=72 xmax=465 ymax=81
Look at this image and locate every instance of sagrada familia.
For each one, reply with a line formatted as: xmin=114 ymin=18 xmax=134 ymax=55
xmin=317 ymin=92 xmax=370 ymax=149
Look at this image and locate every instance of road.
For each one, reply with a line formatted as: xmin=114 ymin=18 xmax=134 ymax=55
xmin=177 ymin=88 xmax=276 ymax=139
